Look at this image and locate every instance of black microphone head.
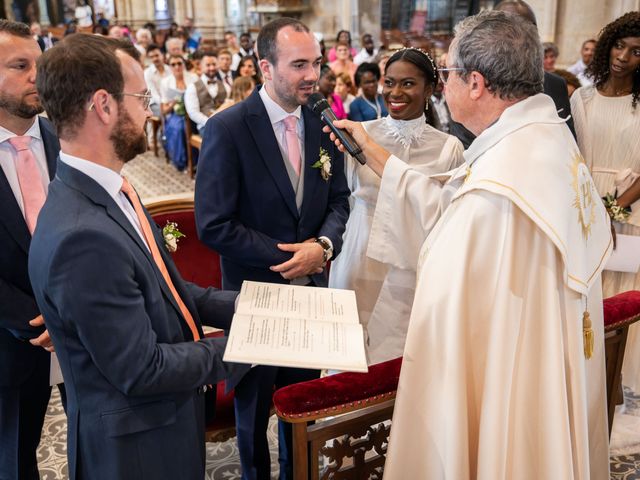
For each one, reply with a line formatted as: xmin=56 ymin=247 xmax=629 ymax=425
xmin=307 ymin=92 xmax=331 ymax=115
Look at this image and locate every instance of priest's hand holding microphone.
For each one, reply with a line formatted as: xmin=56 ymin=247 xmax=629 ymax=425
xmin=307 ymin=92 xmax=391 ymax=178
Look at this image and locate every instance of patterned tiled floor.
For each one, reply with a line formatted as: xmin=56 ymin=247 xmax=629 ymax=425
xmin=35 ymin=149 xmax=640 ymax=479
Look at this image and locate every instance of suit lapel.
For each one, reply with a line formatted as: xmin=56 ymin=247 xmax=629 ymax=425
xmin=57 ymin=162 xmax=184 ymax=318
xmin=245 ymin=90 xmax=299 ymax=218
xmin=39 ymin=117 xmax=60 ymax=180
xmin=0 ymin=167 xmax=30 ymax=253
xmin=300 ymin=108 xmax=321 ymax=217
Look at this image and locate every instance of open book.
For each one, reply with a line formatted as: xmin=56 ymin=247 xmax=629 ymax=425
xmin=223 ymin=281 xmax=368 ymax=372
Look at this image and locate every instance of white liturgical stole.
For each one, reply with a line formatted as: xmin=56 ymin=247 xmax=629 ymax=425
xmin=451 ymin=94 xmax=612 ymax=295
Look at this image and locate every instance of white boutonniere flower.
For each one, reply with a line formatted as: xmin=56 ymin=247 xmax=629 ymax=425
xmin=312 ymin=147 xmax=332 ymax=181
xmin=162 ymin=221 xmax=185 ymax=252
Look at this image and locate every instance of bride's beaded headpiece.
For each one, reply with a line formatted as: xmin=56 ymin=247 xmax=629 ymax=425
xmin=393 ymin=47 xmax=438 ymax=83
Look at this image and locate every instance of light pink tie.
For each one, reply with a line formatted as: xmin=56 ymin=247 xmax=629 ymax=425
xmin=9 ymin=136 xmax=46 ymax=234
xmin=283 ymin=115 xmax=301 ymax=177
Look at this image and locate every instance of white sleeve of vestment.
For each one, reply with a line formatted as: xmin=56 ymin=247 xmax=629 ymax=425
xmin=366 ymin=154 xmax=444 ymax=270
xmin=184 ymin=84 xmax=208 ymax=129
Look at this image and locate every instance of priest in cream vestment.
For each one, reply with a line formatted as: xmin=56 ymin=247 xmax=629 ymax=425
xmin=326 ymin=11 xmax=612 ymax=479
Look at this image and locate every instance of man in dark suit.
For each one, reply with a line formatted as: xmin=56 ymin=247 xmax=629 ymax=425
xmin=195 ymin=18 xmax=350 ymax=480
xmin=28 ymin=33 xmax=238 ymax=480
xmin=0 ymin=20 xmax=61 ymax=480
xmin=450 ymin=0 xmax=575 ymax=149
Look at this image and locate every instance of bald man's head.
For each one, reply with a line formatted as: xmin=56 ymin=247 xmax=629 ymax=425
xmin=494 ymin=0 xmax=537 ymax=26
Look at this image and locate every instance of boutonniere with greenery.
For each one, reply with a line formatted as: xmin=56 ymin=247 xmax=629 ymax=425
xmin=603 ymin=193 xmax=631 ymax=223
xmin=312 ymin=147 xmax=332 ymax=181
xmin=162 ymin=221 xmax=185 ymax=252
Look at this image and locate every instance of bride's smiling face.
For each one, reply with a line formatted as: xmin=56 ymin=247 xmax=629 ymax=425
xmin=383 ymin=59 xmax=432 ymax=121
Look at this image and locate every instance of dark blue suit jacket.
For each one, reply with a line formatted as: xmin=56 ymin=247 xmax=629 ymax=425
xmin=194 ymin=88 xmax=350 ymax=292
xmin=0 ymin=117 xmax=59 ymax=387
xmin=28 ymin=160 xmax=239 ymax=480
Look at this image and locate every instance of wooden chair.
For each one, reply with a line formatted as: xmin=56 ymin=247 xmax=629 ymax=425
xmin=603 ymin=290 xmax=640 ymax=435
xmin=184 ymin=111 xmax=202 ymax=180
xmin=145 ymin=194 xmax=236 ymax=442
xmin=273 ymin=358 xmax=401 ymax=480
xmin=274 ymin=291 xmax=640 ymax=478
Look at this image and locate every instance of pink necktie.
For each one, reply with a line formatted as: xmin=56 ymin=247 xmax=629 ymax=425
xmin=9 ymin=136 xmax=46 ymax=234
xmin=283 ymin=116 xmax=301 ymax=177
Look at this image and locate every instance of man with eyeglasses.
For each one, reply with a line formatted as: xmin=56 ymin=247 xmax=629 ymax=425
xmin=28 ymin=33 xmax=240 ymax=480
xmin=325 ymin=10 xmax=611 ymax=479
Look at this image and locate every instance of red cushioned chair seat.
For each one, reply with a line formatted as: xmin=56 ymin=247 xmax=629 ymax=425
xmin=273 ymin=357 xmax=402 ymax=420
xmin=152 ymin=211 xmax=222 ymax=289
xmin=603 ymin=290 xmax=640 ymax=331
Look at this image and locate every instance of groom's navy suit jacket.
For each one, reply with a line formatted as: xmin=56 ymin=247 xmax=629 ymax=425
xmin=195 ymin=87 xmax=350 ymax=296
xmin=28 ymin=160 xmax=239 ymax=480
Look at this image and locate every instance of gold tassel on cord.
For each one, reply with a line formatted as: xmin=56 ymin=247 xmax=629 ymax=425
xmin=583 ymin=310 xmax=594 ymax=359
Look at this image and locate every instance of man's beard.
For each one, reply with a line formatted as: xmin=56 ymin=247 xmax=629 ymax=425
xmin=0 ymin=93 xmax=44 ymax=119
xmin=109 ymin=106 xmax=147 ymax=163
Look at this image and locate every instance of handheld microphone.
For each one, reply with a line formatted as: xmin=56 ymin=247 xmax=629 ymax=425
xmin=307 ymin=92 xmax=367 ymax=165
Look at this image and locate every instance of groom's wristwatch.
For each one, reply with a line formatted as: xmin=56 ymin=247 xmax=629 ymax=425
xmin=315 ymin=237 xmax=333 ymax=264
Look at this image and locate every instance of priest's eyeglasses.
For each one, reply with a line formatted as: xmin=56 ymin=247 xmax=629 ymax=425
xmin=438 ymin=67 xmax=466 ymax=84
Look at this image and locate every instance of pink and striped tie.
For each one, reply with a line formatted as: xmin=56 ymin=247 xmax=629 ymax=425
xmin=9 ymin=136 xmax=46 ymax=234
xmin=283 ymin=115 xmax=301 ymax=177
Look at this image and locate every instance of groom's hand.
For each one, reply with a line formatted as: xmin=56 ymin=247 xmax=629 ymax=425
xmin=270 ymin=239 xmax=325 ymax=279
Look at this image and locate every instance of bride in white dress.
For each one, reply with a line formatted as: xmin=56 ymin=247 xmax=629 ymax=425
xmin=329 ymin=48 xmax=463 ymax=365
xmin=571 ymin=11 xmax=640 ymax=391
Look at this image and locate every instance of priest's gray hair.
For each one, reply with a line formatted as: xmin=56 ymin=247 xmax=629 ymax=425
xmin=449 ymin=10 xmax=543 ymax=100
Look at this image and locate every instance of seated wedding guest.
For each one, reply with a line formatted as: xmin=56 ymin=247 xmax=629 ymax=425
xmin=318 ymin=65 xmax=347 ymax=119
xmin=185 ymin=52 xmax=228 ymax=133
xmin=335 ymin=72 xmax=356 ymax=114
xmin=571 ymin=11 xmax=640 ymax=394
xmin=569 ymin=38 xmax=597 ymax=85
xmin=327 ymin=29 xmax=357 ymax=62
xmin=324 ymin=10 xmax=611 ymax=479
xmin=329 ymin=42 xmax=357 ymax=83
xmin=165 ymin=36 xmax=185 ymax=58
xmin=214 ymin=76 xmax=255 ymax=114
xmin=348 ymin=62 xmax=388 ymax=121
xmin=161 ymin=54 xmax=198 ymax=170
xmin=216 ymin=49 xmax=236 ymax=95
xmin=543 ymin=41 xmax=558 ymax=72
xmin=329 ymin=47 xmax=463 ymax=365
xmin=144 ymin=44 xmax=171 ymax=116
xmin=235 ymin=54 xmax=262 ymax=85
xmin=232 ymin=32 xmax=257 ymax=71
xmin=554 ymin=68 xmax=581 ymax=96
xmin=0 ymin=20 xmax=62 ymax=480
xmin=354 ymin=33 xmax=378 ymax=65
xmin=30 ymin=33 xmax=238 ymax=480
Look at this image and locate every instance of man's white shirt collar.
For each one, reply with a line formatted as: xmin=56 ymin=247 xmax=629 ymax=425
xmin=59 ymin=152 xmax=125 ymax=199
xmin=259 ymin=86 xmax=302 ymax=126
xmin=0 ymin=117 xmax=41 ymax=144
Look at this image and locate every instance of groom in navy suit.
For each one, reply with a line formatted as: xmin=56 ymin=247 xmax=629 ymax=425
xmin=195 ymin=17 xmax=350 ymax=480
xmin=0 ymin=20 xmax=61 ymax=480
